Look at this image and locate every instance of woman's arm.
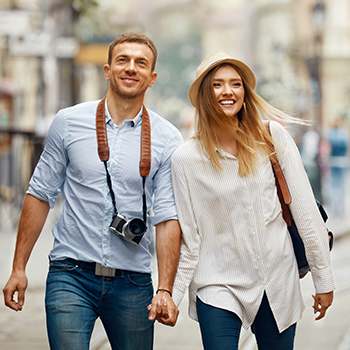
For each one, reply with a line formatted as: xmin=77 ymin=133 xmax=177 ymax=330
xmin=170 ymin=155 xmax=201 ymax=308
xmin=270 ymin=121 xmax=335 ymax=318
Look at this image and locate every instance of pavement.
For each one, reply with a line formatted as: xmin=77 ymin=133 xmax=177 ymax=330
xmin=0 ymin=175 xmax=349 ymax=350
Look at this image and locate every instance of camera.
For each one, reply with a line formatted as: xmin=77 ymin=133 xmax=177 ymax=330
xmin=109 ymin=214 xmax=146 ymax=246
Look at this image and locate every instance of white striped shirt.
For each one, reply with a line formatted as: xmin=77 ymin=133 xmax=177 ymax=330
xmin=171 ymin=121 xmax=335 ymax=332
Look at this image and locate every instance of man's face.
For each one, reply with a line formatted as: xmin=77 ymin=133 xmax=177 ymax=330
xmin=104 ymin=42 xmax=157 ymax=100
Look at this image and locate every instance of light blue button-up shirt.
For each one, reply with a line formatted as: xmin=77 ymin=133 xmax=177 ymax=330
xmin=28 ymin=99 xmax=183 ymax=273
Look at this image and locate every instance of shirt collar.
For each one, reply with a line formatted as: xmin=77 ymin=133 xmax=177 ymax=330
xmin=104 ymin=98 xmax=143 ymax=127
xmin=217 ymin=148 xmax=238 ymax=159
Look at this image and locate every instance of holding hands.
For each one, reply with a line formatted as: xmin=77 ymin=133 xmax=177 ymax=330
xmin=148 ymin=289 xmax=179 ymax=326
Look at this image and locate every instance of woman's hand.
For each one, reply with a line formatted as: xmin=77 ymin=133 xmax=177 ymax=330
xmin=312 ymin=291 xmax=333 ymax=320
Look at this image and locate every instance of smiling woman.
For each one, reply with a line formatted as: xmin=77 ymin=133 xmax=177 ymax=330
xmin=170 ymin=51 xmax=335 ymax=350
xmin=212 ymin=65 xmax=245 ymax=120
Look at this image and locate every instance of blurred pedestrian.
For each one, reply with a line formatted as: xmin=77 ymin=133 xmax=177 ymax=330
xmin=300 ymin=127 xmax=323 ymax=202
xmin=2 ymin=32 xmax=182 ymax=350
xmin=327 ymin=118 xmax=349 ymax=217
xmin=171 ymin=52 xmax=335 ymax=350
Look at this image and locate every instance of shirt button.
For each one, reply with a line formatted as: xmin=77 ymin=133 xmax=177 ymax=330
xmin=252 ymin=231 xmax=256 ymax=235
xmin=256 ymin=255 xmax=260 ymax=260
xmin=248 ymin=206 xmax=252 ymax=211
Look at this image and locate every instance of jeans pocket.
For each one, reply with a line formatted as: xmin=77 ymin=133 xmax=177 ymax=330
xmin=48 ymin=260 xmax=79 ymax=273
xmin=127 ymin=273 xmax=152 ymax=287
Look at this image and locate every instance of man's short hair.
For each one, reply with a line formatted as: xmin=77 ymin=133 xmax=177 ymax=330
xmin=108 ymin=32 xmax=158 ymax=72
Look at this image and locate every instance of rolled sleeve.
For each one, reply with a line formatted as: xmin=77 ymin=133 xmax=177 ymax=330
xmin=27 ymin=110 xmax=68 ymax=209
xmin=27 ymin=184 xmax=58 ymax=209
xmin=151 ymin=131 xmax=183 ymax=226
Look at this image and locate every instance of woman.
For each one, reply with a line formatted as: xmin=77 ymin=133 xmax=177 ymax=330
xmin=171 ymin=52 xmax=335 ymax=349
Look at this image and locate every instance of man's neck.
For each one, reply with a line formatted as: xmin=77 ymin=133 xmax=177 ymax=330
xmin=106 ymin=90 xmax=144 ymax=126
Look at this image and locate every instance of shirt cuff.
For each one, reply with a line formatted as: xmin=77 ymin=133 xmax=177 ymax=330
xmin=26 ymin=187 xmax=57 ymax=209
xmin=311 ymin=266 xmax=336 ymax=294
xmin=150 ymin=206 xmax=178 ymax=226
xmin=172 ymin=283 xmax=186 ymax=308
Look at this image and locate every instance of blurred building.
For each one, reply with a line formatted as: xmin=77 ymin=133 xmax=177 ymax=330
xmin=0 ymin=0 xmax=79 ymax=209
xmin=0 ymin=0 xmax=349 ymax=207
xmin=202 ymin=0 xmax=350 ymax=132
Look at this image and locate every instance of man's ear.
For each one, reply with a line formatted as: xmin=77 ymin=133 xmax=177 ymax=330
xmin=103 ymin=64 xmax=111 ymax=81
xmin=148 ymin=72 xmax=157 ymax=88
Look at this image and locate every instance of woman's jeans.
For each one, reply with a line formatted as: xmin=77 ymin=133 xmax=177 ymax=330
xmin=45 ymin=259 xmax=154 ymax=350
xmin=196 ymin=293 xmax=296 ymax=350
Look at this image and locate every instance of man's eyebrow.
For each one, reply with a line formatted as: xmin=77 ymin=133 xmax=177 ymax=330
xmin=115 ymin=54 xmax=150 ymax=63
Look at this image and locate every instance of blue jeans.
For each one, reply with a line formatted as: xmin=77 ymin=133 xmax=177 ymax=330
xmin=196 ymin=293 xmax=296 ymax=350
xmin=45 ymin=259 xmax=154 ymax=350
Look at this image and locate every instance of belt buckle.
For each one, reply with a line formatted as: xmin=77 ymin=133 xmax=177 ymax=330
xmin=95 ymin=263 xmax=116 ymax=277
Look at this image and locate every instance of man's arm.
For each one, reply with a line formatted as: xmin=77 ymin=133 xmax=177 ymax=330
xmin=148 ymin=219 xmax=181 ymax=326
xmin=3 ymin=194 xmax=50 ymax=311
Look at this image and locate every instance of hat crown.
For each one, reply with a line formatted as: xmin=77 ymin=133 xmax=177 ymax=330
xmin=196 ymin=52 xmax=231 ymax=78
xmin=189 ymin=51 xmax=256 ymax=108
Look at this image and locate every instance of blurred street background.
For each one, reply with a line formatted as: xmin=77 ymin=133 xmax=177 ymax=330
xmin=0 ymin=0 xmax=350 ymax=349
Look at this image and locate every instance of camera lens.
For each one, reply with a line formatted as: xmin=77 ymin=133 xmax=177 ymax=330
xmin=123 ymin=218 xmax=146 ymax=238
xmin=129 ymin=219 xmax=146 ymax=235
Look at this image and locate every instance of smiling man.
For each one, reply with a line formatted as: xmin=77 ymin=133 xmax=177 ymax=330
xmin=3 ymin=32 xmax=183 ymax=350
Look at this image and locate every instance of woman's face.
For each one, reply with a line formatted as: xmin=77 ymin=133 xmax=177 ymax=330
xmin=212 ymin=64 xmax=245 ymax=119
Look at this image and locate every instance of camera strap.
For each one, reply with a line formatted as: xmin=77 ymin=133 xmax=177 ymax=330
xmin=95 ymin=96 xmax=151 ymax=224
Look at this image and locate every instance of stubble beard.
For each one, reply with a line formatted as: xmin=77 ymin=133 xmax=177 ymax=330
xmin=110 ymin=77 xmax=148 ymax=100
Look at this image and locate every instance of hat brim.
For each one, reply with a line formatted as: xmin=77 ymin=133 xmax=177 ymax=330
xmin=188 ymin=57 xmax=256 ymax=108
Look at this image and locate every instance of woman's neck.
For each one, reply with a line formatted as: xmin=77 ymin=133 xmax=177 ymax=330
xmin=215 ymin=126 xmax=238 ymax=157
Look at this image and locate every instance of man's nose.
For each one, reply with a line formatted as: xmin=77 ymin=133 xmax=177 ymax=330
xmin=125 ymin=60 xmax=136 ymax=73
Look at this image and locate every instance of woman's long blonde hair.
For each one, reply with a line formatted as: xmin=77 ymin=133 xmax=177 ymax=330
xmin=194 ymin=63 xmax=300 ymax=177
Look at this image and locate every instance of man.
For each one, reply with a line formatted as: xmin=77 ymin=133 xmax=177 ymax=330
xmin=3 ymin=32 xmax=183 ymax=350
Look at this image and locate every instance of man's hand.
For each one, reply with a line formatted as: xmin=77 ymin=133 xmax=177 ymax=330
xmin=147 ymin=290 xmax=179 ymax=326
xmin=312 ymin=291 xmax=333 ymax=320
xmin=3 ymin=270 xmax=28 ymax=311
xmin=3 ymin=195 xmax=49 ymax=312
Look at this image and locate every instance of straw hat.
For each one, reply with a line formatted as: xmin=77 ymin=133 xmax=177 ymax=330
xmin=188 ymin=52 xmax=256 ymax=108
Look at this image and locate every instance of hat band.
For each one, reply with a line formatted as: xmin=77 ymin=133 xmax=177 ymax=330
xmin=208 ymin=58 xmax=225 ymax=69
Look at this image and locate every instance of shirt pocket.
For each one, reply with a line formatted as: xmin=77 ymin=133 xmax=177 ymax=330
xmin=258 ymin=176 xmax=282 ymax=225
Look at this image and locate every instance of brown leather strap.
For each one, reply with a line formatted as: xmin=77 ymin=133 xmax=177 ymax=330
xmin=96 ymin=96 xmax=109 ymax=162
xmin=95 ymin=96 xmax=151 ymax=176
xmin=264 ymin=121 xmax=292 ymax=226
xmin=139 ymin=107 xmax=151 ymax=177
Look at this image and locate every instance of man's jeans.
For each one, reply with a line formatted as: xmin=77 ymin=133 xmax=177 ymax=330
xmin=45 ymin=259 xmax=154 ymax=350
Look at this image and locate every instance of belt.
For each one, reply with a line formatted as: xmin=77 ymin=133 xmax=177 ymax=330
xmin=65 ymin=258 xmax=137 ymax=277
